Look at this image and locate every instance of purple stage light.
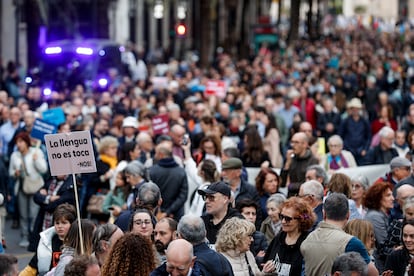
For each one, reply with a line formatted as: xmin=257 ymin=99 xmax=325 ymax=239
xmin=76 ymin=47 xmax=93 ymax=55
xmin=43 ymin=88 xmax=52 ymax=96
xmin=45 ymin=47 xmax=62 ymax=54
xmin=98 ymin=78 xmax=108 ymax=87
xmin=25 ymin=77 xmax=32 ymax=84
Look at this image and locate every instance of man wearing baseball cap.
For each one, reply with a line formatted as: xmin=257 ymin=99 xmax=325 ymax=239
xmin=198 ymin=181 xmax=243 ymax=245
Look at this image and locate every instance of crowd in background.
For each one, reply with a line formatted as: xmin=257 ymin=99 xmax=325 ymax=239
xmin=0 ymin=20 xmax=414 ymax=275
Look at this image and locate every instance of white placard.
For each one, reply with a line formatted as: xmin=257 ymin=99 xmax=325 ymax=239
xmin=45 ymin=131 xmax=97 ymax=176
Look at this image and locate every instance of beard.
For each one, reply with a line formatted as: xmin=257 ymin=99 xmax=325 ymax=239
xmin=155 ymin=240 xmax=167 ymax=254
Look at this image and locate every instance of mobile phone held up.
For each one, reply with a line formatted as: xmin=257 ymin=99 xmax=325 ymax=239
xmin=182 ymin=134 xmax=189 ymax=145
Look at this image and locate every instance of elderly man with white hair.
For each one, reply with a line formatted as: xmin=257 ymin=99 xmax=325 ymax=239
xmin=364 ymin=126 xmax=398 ymax=165
xmin=299 ymin=180 xmax=325 ymax=230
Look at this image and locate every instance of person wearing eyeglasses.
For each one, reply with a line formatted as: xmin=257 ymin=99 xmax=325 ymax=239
xmin=263 ymin=197 xmax=315 ymax=276
xmin=350 ymin=175 xmax=370 ymax=218
xmin=301 ymin=193 xmax=378 ymax=276
xmin=320 ymin=135 xmax=357 ymax=173
xmin=128 ymin=208 xmax=155 ymax=240
xmin=198 ymin=181 xmax=243 ymax=245
xmin=298 ymin=180 xmax=324 ymax=230
xmin=280 ymin=132 xmax=319 ymax=197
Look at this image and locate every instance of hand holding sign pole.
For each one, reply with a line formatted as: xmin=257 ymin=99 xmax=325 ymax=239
xmin=45 ymin=131 xmax=97 ymax=255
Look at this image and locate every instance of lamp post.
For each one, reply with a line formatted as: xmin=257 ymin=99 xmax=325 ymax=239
xmin=13 ymin=0 xmax=23 ymax=65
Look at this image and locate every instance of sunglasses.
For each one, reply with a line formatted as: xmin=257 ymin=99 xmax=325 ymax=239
xmin=279 ymin=213 xmax=300 ymax=223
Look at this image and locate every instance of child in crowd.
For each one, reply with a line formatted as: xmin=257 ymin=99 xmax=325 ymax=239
xmin=19 ymin=203 xmax=76 ymax=276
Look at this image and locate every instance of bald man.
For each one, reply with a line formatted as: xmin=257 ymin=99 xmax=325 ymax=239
xmin=281 ymin=132 xmax=319 ymax=197
xmin=150 ymin=239 xmax=201 ymax=276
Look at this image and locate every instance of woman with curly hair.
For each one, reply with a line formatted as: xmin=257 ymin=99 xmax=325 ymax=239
xmin=102 ymin=232 xmax=156 ymax=275
xmin=241 ymin=126 xmax=272 ymax=168
xmin=263 ymin=197 xmax=316 ymax=276
xmin=363 ymin=181 xmax=394 ymax=273
xmin=255 ymin=168 xmax=281 ymax=218
xmin=216 ymin=217 xmax=275 ymax=275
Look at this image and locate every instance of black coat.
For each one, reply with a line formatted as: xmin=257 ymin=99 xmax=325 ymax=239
xmin=202 ymin=208 xmax=243 ymax=244
xmin=384 ymin=248 xmax=411 ymax=276
xmin=363 ymin=145 xmax=398 ymax=165
xmin=149 ymin=157 xmax=188 ymax=219
xmin=264 ymin=231 xmax=309 ymax=276
xmin=194 ymin=242 xmax=234 ymax=276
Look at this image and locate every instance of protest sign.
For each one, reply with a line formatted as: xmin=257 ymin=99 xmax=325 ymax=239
xmin=45 ymin=131 xmax=96 ymax=176
xmin=205 ymin=80 xmax=227 ymax=99
xmin=31 ymin=119 xmax=57 ymax=141
xmin=152 ymin=114 xmax=169 ymax=135
xmin=42 ymin=107 xmax=66 ymax=126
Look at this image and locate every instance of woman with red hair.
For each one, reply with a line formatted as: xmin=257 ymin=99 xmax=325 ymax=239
xmin=263 ymin=197 xmax=316 ymax=275
xmin=363 ymin=181 xmax=394 ymax=273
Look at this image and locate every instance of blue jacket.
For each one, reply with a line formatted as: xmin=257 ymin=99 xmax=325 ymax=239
xmin=193 ymin=242 xmax=234 ymax=276
xmin=338 ymin=116 xmax=371 ymax=155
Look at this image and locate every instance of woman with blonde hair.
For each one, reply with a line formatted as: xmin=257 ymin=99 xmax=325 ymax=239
xmin=326 ymin=173 xmax=362 ymax=220
xmin=216 ymin=217 xmax=275 ymax=275
xmin=344 ymin=219 xmax=375 ymax=255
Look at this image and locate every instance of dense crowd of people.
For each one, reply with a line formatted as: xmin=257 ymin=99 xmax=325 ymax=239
xmin=1 ymin=20 xmax=414 ymax=275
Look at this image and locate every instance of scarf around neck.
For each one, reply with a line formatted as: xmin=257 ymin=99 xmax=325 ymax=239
xmin=100 ymin=154 xmax=118 ymax=169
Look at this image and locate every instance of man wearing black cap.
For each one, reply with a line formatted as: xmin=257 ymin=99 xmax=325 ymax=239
xmin=198 ymin=181 xmax=243 ymax=245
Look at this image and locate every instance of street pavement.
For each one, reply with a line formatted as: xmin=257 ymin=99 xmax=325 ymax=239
xmin=4 ymin=217 xmax=34 ymax=271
